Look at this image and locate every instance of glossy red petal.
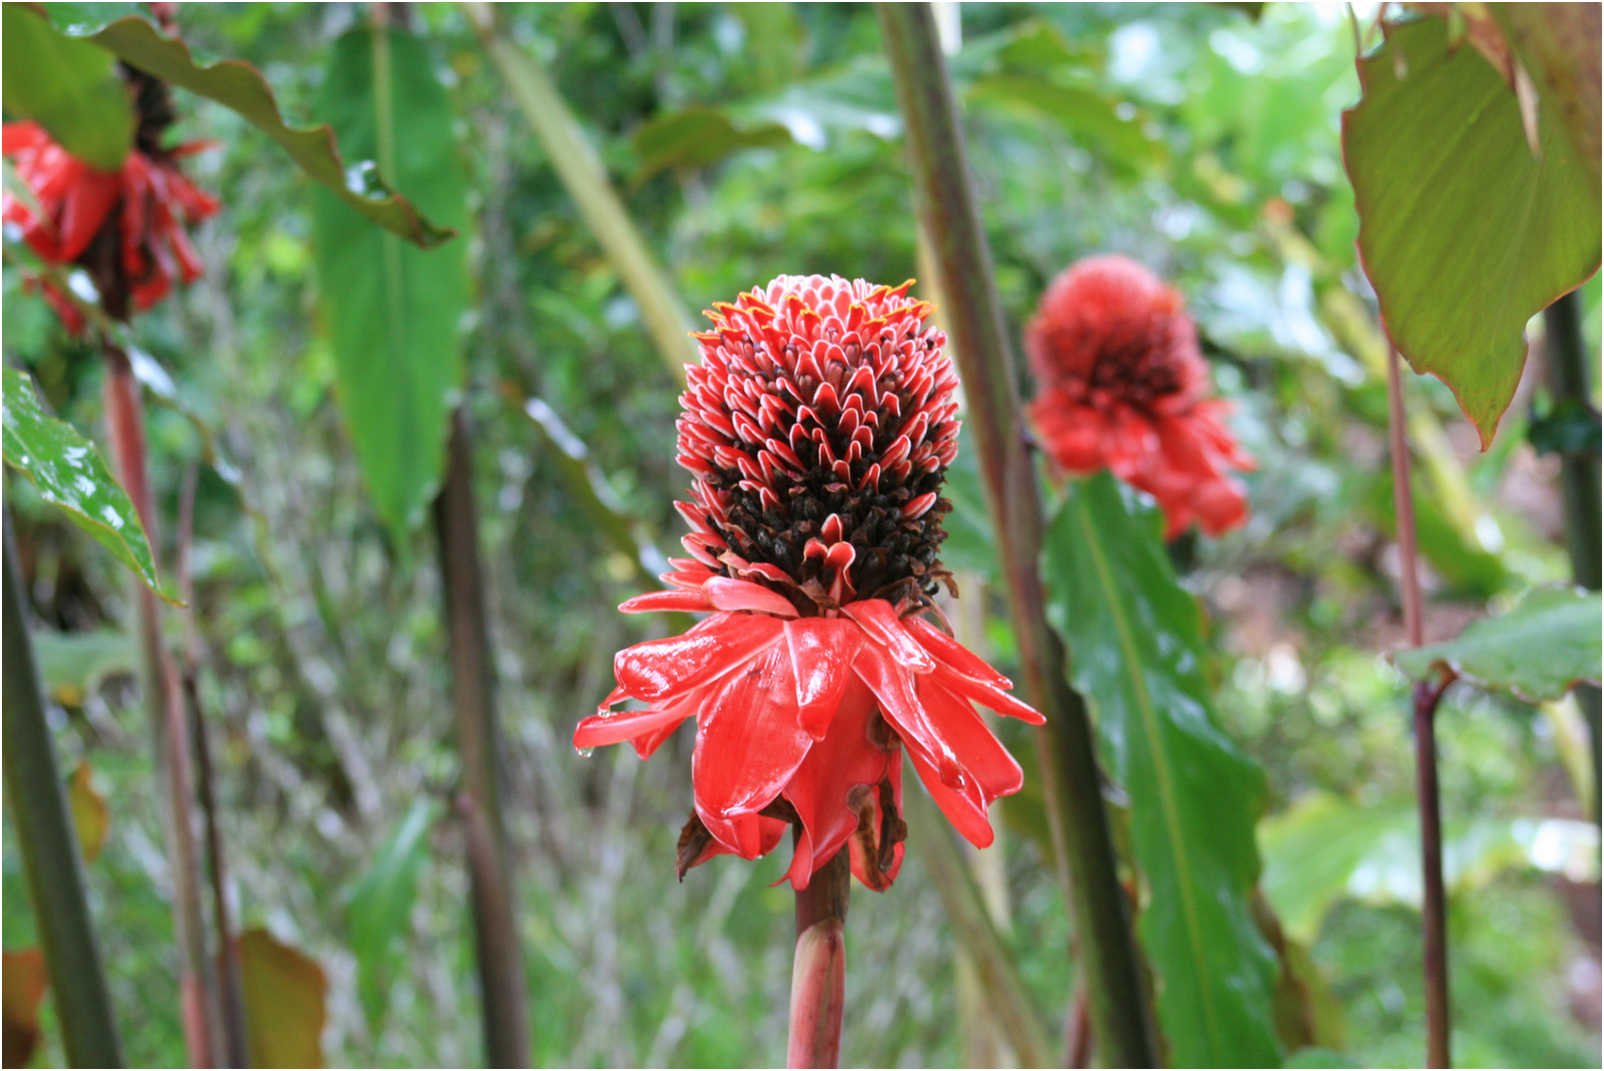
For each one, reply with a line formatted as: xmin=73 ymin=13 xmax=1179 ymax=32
xmin=906 ymin=743 xmax=994 ymax=849
xmin=618 ymin=589 xmax=714 ymax=614
xmin=780 ymin=677 xmax=888 ymax=889
xmin=902 ymin=616 xmax=1011 ymax=690
xmin=692 ymin=641 xmax=813 ymax=823
xmin=915 ymin=676 xmax=1024 ymax=799
xmin=573 ymin=702 xmax=693 ymax=752
xmin=784 ymin=616 xmax=860 ymax=739
xmin=613 ymin=612 xmax=783 ymax=703
xmin=704 ymin=576 xmax=798 ymax=617
xmin=931 ymin=662 xmax=1045 ymax=725
xmin=842 ymin=599 xmax=933 ymax=672
xmin=851 ymin=641 xmax=962 ymax=785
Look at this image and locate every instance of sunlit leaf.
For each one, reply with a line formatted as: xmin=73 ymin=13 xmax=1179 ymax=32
xmin=1 ymin=5 xmax=134 ymax=170
xmin=343 ymin=797 xmax=436 ymax=1030
xmin=1042 ymin=472 xmax=1279 ymax=1066
xmin=1342 ymin=14 xmax=1601 ymax=446
xmin=1392 ymin=586 xmax=1602 ymax=702
xmin=66 ymin=763 xmax=108 ymax=865
xmin=1 ymin=367 xmax=174 ymax=602
xmin=2 ymin=947 xmax=49 ymax=1068
xmin=310 ymin=25 xmax=469 ymax=541
xmin=42 ymin=5 xmax=455 ymax=247
xmin=236 ymin=928 xmax=327 ymax=1068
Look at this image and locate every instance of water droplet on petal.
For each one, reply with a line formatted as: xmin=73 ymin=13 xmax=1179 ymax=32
xmin=577 ymin=747 xmax=595 ymax=759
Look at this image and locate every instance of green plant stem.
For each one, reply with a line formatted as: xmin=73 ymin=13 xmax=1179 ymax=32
xmin=1388 ymin=345 xmax=1451 ymax=1068
xmin=2 ymin=521 xmax=124 ymax=1067
xmin=102 ymin=346 xmax=221 ymax=1067
xmin=465 ymin=2 xmax=696 ymax=378
xmin=432 ymin=406 xmax=532 ymax=1067
xmin=903 ymin=789 xmax=1053 ymax=1068
xmin=1543 ymin=291 xmax=1601 ymax=821
xmin=877 ymin=5 xmax=1157 ymax=1065
xmin=789 ymin=849 xmax=849 ymax=1069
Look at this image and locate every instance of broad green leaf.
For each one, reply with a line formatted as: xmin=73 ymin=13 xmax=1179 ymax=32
xmin=1342 ymin=15 xmax=1601 ymax=447
xmin=66 ymin=763 xmax=108 ymax=865
xmin=2 ymin=5 xmax=134 ymax=170
xmin=343 ymin=797 xmax=436 ymax=1030
xmin=1359 ymin=473 xmax=1506 ymax=598
xmin=310 ymin=26 xmax=469 ymax=541
xmin=43 ymin=7 xmax=454 ymax=247
xmin=1392 ymin=586 xmax=1602 ymax=702
xmin=1042 ymin=473 xmax=1279 ymax=1066
xmin=632 ymin=108 xmax=793 ymax=180
xmin=1 ymin=367 xmax=173 ymax=602
xmin=236 ymin=928 xmax=327 ymax=1068
xmin=1262 ymin=791 xmax=1600 ymax=944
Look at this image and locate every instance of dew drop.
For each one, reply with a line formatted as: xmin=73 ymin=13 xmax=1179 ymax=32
xmin=576 ymin=747 xmax=596 ymax=759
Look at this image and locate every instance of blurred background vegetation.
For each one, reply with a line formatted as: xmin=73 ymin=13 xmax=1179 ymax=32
xmin=3 ymin=2 xmax=1599 ymax=1066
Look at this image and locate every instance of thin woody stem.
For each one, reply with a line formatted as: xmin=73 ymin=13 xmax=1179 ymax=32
xmin=1387 ymin=344 xmax=1451 ymax=1067
xmin=877 ymin=4 xmax=1156 ymax=1064
xmin=788 ymin=848 xmax=849 ymax=1068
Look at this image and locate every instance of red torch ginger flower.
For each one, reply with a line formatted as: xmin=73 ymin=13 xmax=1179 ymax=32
xmin=574 ymin=275 xmax=1043 ymax=891
xmin=1025 ymin=255 xmax=1254 ymax=538
xmin=2 ymin=118 xmax=218 ymax=321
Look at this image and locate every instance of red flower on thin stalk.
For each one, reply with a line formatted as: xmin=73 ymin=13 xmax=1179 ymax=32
xmin=574 ymin=274 xmax=1043 ymax=892
xmin=2 ymin=69 xmax=218 ymax=328
xmin=1025 ymin=255 xmax=1254 ymax=538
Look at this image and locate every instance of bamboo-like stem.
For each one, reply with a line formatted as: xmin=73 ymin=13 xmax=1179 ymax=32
xmin=176 ymin=465 xmax=247 ymax=1068
xmin=2 ymin=521 xmax=124 ymax=1067
xmin=789 ymin=849 xmax=849 ymax=1069
xmin=433 ymin=406 xmax=532 ymax=1067
xmin=464 ymin=2 xmax=696 ymax=378
xmin=1542 ymin=292 xmax=1601 ymax=821
xmin=903 ymin=789 xmax=1053 ymax=1068
xmin=877 ymin=5 xmax=1156 ymax=1065
xmin=102 ymin=347 xmax=221 ymax=1067
xmin=1387 ymin=345 xmax=1451 ymax=1067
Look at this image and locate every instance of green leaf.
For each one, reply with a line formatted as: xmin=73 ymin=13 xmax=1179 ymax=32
xmin=1042 ymin=473 xmax=1279 ymax=1066
xmin=965 ymin=77 xmax=1166 ymax=172
xmin=631 ymin=108 xmax=793 ymax=180
xmin=44 ymin=7 xmax=455 ymax=247
xmin=1392 ymin=586 xmax=1602 ymax=702
xmin=1 ymin=5 xmax=134 ymax=170
xmin=343 ymin=797 xmax=436 ymax=1030
xmin=32 ymin=627 xmax=135 ymax=707
xmin=236 ymin=928 xmax=328 ymax=1068
xmin=310 ymin=26 xmax=469 ymax=541
xmin=1 ymin=367 xmax=173 ymax=602
xmin=1261 ymin=791 xmax=1600 ymax=944
xmin=1342 ymin=15 xmax=1601 ymax=447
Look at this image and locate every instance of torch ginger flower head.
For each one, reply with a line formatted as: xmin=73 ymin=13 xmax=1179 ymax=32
xmin=574 ymin=274 xmax=1043 ymax=891
xmin=2 ymin=68 xmax=218 ymax=327
xmin=1025 ymin=255 xmax=1254 ymax=538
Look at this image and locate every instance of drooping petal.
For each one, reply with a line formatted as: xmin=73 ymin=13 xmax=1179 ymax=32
xmin=851 ymin=641 xmax=963 ymax=785
xmin=613 ymin=612 xmax=784 ymax=703
xmin=906 ymin=742 xmax=994 ymax=849
xmin=573 ymin=701 xmax=694 ymax=753
xmin=915 ymin=676 xmax=1024 ymax=799
xmin=618 ymin=589 xmax=714 ymax=614
xmin=902 ymin=616 xmax=1011 ymax=690
xmin=931 ymin=662 xmax=1046 ymax=725
xmin=779 ymin=677 xmax=890 ymax=889
xmin=784 ymin=616 xmax=860 ymax=739
xmin=692 ymin=641 xmax=813 ymax=827
xmin=842 ymin=599 xmax=933 ymax=672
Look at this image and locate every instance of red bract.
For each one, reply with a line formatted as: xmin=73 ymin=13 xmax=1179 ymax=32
xmin=574 ymin=275 xmax=1043 ymax=891
xmin=1025 ymin=255 xmax=1255 ymax=538
xmin=2 ymin=120 xmax=218 ymax=319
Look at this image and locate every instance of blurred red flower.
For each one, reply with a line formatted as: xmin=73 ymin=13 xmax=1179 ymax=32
xmin=574 ymin=275 xmax=1042 ymax=891
xmin=1025 ymin=255 xmax=1254 ymax=538
xmin=2 ymin=119 xmax=218 ymax=322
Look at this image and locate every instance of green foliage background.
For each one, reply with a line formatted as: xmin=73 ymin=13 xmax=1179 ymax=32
xmin=3 ymin=3 xmax=1599 ymax=1067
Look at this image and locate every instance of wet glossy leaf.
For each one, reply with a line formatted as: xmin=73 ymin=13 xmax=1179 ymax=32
xmin=66 ymin=763 xmax=108 ymax=865
xmin=1 ymin=5 xmax=134 ymax=170
xmin=1043 ymin=472 xmax=1279 ymax=1066
xmin=1342 ymin=14 xmax=1601 ymax=446
xmin=42 ymin=5 xmax=454 ymax=247
xmin=311 ymin=26 xmax=469 ymax=541
xmin=343 ymin=797 xmax=436 ymax=1030
xmin=2 ymin=947 xmax=49 ymax=1068
xmin=236 ymin=928 xmax=327 ymax=1068
xmin=1392 ymin=586 xmax=1602 ymax=702
xmin=1 ymin=367 xmax=174 ymax=602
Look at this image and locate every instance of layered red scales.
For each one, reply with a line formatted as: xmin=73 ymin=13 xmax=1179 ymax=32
xmin=1025 ymin=255 xmax=1255 ymax=538
xmin=574 ymin=275 xmax=1043 ymax=891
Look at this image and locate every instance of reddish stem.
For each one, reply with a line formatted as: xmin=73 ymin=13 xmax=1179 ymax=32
xmin=788 ymin=848 xmax=849 ymax=1068
xmin=1388 ymin=345 xmax=1451 ymax=1067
